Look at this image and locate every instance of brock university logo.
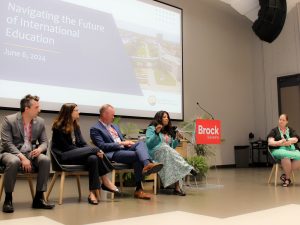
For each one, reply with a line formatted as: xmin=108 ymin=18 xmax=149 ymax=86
xmin=195 ymin=119 xmax=221 ymax=144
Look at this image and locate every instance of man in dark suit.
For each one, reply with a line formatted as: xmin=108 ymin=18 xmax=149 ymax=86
xmin=0 ymin=94 xmax=54 ymax=213
xmin=90 ymin=104 xmax=163 ymax=200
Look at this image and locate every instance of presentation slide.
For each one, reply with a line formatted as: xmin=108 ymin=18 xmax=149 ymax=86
xmin=0 ymin=0 xmax=183 ymax=119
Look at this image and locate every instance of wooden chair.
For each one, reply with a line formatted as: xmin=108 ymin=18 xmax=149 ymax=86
xmin=267 ymin=148 xmax=295 ymax=186
xmin=109 ymin=163 xmax=158 ymax=199
xmin=110 ymin=162 xmax=133 ymax=199
xmin=45 ymin=144 xmax=88 ymax=205
xmin=0 ymin=137 xmax=37 ymax=201
xmin=145 ymin=173 xmax=159 ymax=195
xmin=0 ymin=164 xmax=36 ymax=201
xmin=88 ymin=140 xmax=159 ymax=198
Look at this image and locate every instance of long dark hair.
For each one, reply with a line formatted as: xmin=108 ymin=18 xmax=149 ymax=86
xmin=149 ymin=111 xmax=176 ymax=138
xmin=52 ymin=103 xmax=79 ymax=133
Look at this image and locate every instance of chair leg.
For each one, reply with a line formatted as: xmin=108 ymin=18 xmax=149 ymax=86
xmin=186 ymin=175 xmax=191 ymax=186
xmin=292 ymin=171 xmax=296 ymax=184
xmin=141 ymin=182 xmax=144 ymax=190
xmin=268 ymin=164 xmax=275 ymax=184
xmin=119 ymin=171 xmax=124 ymax=191
xmin=0 ymin=175 xmax=4 ymax=201
xmin=76 ymin=175 xmax=81 ymax=202
xmin=28 ymin=176 xmax=35 ymax=199
xmin=274 ymin=164 xmax=279 ymax=186
xmin=153 ymin=173 xmax=157 ymax=195
xmin=95 ymin=189 xmax=101 ymax=201
xmin=111 ymin=170 xmax=116 ymax=200
xmin=46 ymin=172 xmax=58 ymax=201
xmin=59 ymin=172 xmax=66 ymax=205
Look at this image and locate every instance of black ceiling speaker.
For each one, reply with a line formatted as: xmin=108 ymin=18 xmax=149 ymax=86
xmin=252 ymin=0 xmax=287 ymax=43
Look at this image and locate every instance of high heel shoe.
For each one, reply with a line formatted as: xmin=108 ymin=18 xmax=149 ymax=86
xmin=101 ymin=184 xmax=121 ymax=194
xmin=190 ymin=169 xmax=199 ymax=177
xmin=173 ymin=189 xmax=186 ymax=196
xmin=88 ymin=195 xmax=98 ymax=205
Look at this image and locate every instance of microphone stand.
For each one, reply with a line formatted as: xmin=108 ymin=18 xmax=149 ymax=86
xmin=191 ymin=103 xmax=221 ymax=187
xmin=196 ymin=102 xmax=214 ymax=120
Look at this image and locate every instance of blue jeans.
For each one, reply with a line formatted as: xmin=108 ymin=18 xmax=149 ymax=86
xmin=111 ymin=142 xmax=150 ymax=184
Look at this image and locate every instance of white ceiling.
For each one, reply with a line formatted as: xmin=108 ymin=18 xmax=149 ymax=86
xmin=219 ymin=0 xmax=300 ymax=21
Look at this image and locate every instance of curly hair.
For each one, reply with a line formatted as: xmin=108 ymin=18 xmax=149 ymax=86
xmin=149 ymin=110 xmax=176 ymax=138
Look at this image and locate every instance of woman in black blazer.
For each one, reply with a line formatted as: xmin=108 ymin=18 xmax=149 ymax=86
xmin=51 ymin=103 xmax=119 ymax=205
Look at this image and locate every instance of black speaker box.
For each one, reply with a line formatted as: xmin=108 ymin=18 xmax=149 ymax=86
xmin=252 ymin=0 xmax=287 ymax=43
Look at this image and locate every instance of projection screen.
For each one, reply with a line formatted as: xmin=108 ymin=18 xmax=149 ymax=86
xmin=0 ymin=0 xmax=183 ymax=119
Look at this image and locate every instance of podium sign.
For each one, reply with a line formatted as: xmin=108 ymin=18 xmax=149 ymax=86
xmin=195 ymin=119 xmax=221 ymax=144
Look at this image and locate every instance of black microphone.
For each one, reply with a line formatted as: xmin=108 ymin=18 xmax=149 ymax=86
xmin=196 ymin=102 xmax=214 ymax=120
xmin=283 ymin=134 xmax=291 ymax=146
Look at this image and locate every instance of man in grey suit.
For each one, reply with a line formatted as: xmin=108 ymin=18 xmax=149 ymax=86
xmin=0 ymin=94 xmax=54 ymax=213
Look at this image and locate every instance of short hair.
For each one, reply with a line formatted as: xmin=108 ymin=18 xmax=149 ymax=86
xmin=20 ymin=94 xmax=39 ymax=113
xmin=280 ymin=113 xmax=289 ymax=121
xmin=99 ymin=104 xmax=113 ymax=117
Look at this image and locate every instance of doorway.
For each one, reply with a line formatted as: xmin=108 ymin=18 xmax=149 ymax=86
xmin=278 ymin=74 xmax=300 ymax=132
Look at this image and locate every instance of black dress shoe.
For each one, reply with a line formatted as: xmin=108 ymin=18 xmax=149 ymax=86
xmin=173 ymin=189 xmax=186 ymax=196
xmin=32 ymin=199 xmax=55 ymax=209
xmin=190 ymin=169 xmax=199 ymax=177
xmin=3 ymin=200 xmax=14 ymax=213
xmin=101 ymin=184 xmax=121 ymax=194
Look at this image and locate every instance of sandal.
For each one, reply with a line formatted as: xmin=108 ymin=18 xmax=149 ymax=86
xmin=173 ymin=189 xmax=186 ymax=196
xmin=280 ymin=174 xmax=286 ymax=182
xmin=282 ymin=178 xmax=291 ymax=187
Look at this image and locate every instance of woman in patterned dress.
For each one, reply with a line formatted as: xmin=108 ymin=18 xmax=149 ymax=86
xmin=146 ymin=111 xmax=197 ymax=196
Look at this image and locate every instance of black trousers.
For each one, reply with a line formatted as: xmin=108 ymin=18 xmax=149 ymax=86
xmin=61 ymin=146 xmax=113 ymax=190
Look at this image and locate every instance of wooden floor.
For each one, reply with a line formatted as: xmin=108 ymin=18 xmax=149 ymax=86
xmin=1 ymin=168 xmax=300 ymax=225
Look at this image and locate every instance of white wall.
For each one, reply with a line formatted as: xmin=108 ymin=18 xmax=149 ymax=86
xmin=161 ymin=0 xmax=256 ymax=165
xmin=1 ymin=0 xmax=259 ymax=166
xmin=253 ymin=4 xmax=300 ymax=136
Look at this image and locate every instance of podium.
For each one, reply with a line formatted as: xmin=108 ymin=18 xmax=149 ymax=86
xmin=178 ymin=119 xmax=221 ymax=145
xmin=175 ymin=139 xmax=188 ymax=158
xmin=195 ymin=119 xmax=221 ymax=144
xmin=177 ymin=119 xmax=223 ymax=190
